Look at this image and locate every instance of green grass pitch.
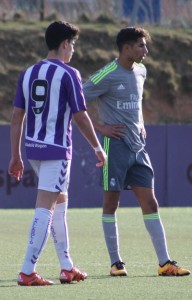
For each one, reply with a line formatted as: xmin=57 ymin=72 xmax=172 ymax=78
xmin=0 ymin=207 xmax=191 ymax=300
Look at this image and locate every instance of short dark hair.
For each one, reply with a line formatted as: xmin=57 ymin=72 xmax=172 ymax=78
xmin=116 ymin=27 xmax=151 ymax=52
xmin=45 ymin=21 xmax=79 ymax=50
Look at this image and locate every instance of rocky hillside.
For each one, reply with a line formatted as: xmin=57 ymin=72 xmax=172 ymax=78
xmin=0 ymin=21 xmax=192 ymax=124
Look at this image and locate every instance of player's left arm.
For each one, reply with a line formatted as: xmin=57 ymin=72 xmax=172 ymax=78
xmin=8 ymin=107 xmax=25 ymax=181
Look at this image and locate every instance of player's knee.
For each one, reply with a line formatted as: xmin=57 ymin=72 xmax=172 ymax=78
xmin=148 ymin=196 xmax=159 ymax=212
xmin=141 ymin=196 xmax=159 ymax=214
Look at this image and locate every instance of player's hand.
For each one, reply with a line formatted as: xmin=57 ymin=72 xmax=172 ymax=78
xmin=141 ymin=126 xmax=146 ymax=139
xmin=8 ymin=158 xmax=24 ymax=181
xmin=100 ymin=124 xmax=126 ymax=139
xmin=95 ymin=150 xmax=107 ymax=167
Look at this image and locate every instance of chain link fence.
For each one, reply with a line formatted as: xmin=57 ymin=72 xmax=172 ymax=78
xmin=0 ymin=0 xmax=192 ymax=27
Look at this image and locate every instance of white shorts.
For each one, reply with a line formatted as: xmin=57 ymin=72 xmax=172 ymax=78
xmin=29 ymin=159 xmax=71 ymax=194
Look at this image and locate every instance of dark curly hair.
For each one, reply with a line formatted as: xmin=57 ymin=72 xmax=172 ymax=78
xmin=45 ymin=21 xmax=79 ymax=50
xmin=116 ymin=27 xmax=151 ymax=52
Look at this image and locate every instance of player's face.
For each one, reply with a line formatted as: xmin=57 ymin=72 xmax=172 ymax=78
xmin=63 ymin=39 xmax=75 ymax=63
xmin=127 ymin=37 xmax=148 ymax=63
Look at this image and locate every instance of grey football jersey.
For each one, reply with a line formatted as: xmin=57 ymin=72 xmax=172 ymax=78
xmin=83 ymin=59 xmax=146 ymax=152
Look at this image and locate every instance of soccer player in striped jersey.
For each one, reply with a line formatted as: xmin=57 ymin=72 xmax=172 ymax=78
xmin=83 ymin=27 xmax=190 ymax=277
xmin=8 ymin=21 xmax=106 ymax=286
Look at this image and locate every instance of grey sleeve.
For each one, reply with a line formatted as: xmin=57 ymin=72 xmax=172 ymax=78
xmin=83 ymin=77 xmax=109 ymax=103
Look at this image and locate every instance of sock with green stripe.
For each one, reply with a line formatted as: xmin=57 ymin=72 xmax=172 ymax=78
xmin=102 ymin=214 xmax=122 ymax=266
xmin=143 ymin=212 xmax=170 ymax=266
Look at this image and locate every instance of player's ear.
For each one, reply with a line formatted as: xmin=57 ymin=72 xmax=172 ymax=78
xmin=124 ymin=44 xmax=130 ymax=51
xmin=61 ymin=40 xmax=68 ymax=49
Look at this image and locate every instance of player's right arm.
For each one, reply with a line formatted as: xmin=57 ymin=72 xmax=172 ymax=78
xmin=8 ymin=107 xmax=25 ymax=181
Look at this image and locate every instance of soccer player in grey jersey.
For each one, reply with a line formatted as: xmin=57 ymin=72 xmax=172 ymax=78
xmin=8 ymin=21 xmax=106 ymax=286
xmin=83 ymin=27 xmax=190 ymax=276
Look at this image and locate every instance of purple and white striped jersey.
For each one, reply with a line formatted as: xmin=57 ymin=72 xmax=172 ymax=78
xmin=14 ymin=59 xmax=87 ymax=160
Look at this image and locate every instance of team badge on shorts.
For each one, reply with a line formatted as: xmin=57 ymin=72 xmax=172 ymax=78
xmin=110 ymin=178 xmax=116 ymax=187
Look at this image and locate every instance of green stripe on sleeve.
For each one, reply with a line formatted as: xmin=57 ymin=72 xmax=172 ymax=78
xmin=91 ymin=61 xmax=117 ymax=85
